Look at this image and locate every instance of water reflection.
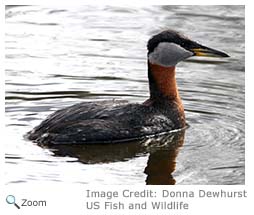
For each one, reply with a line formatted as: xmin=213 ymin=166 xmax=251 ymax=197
xmin=145 ymin=131 xmax=185 ymax=185
xmin=47 ymin=130 xmax=185 ymax=185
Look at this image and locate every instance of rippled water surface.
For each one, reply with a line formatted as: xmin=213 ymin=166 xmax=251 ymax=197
xmin=5 ymin=5 xmax=245 ymax=185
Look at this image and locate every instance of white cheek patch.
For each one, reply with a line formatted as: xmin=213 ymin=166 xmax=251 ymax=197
xmin=148 ymin=42 xmax=193 ymax=67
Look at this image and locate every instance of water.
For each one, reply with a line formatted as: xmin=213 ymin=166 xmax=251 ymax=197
xmin=5 ymin=5 xmax=245 ymax=185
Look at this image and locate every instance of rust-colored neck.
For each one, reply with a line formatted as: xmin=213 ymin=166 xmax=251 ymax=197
xmin=145 ymin=61 xmax=185 ymax=129
xmin=148 ymin=62 xmax=179 ymax=100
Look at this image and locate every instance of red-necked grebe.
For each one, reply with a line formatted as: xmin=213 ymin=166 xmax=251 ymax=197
xmin=27 ymin=30 xmax=229 ymax=145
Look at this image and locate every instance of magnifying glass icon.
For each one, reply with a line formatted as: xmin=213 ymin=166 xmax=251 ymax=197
xmin=6 ymin=195 xmax=20 ymax=209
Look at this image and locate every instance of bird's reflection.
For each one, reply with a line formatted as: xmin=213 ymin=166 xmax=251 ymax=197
xmin=47 ymin=130 xmax=185 ymax=185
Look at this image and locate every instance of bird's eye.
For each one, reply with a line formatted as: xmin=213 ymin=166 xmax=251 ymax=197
xmin=180 ymin=42 xmax=186 ymax=47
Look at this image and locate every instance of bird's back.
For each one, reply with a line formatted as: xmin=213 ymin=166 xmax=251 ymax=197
xmin=27 ymin=100 xmax=184 ymax=145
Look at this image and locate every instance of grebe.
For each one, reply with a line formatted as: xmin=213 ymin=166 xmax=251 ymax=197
xmin=27 ymin=30 xmax=229 ymax=145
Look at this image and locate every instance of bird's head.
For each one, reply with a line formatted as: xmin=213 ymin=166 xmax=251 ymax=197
xmin=147 ymin=30 xmax=229 ymax=67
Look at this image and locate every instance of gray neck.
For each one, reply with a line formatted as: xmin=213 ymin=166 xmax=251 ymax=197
xmin=148 ymin=42 xmax=193 ymax=67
